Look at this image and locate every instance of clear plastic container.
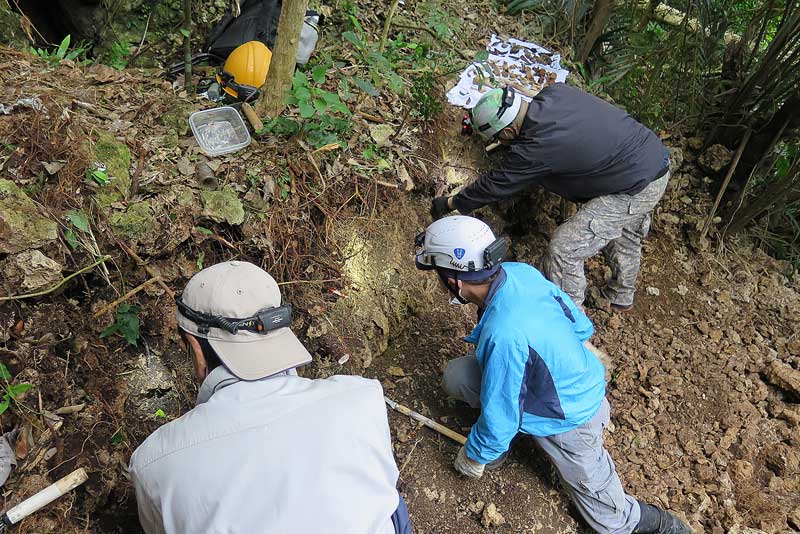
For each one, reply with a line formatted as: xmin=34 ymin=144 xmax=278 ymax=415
xmin=189 ymin=107 xmax=251 ymax=156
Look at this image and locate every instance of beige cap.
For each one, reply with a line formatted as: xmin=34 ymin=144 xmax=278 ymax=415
xmin=177 ymin=261 xmax=311 ymax=380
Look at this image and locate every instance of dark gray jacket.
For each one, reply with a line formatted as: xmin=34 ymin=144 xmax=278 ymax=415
xmin=453 ymin=83 xmax=669 ymax=213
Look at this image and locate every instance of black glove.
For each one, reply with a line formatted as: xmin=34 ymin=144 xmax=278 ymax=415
xmin=431 ymin=196 xmax=452 ymax=220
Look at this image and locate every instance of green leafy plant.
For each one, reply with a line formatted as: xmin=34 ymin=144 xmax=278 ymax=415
xmin=0 ymin=363 xmax=34 ymax=416
xmin=411 ymin=71 xmax=443 ymax=120
xmin=246 ymin=171 xmax=262 ymax=188
xmin=341 ymin=31 xmax=407 ymax=95
xmin=338 ymin=0 xmax=363 ymax=33
xmin=85 ymin=166 xmax=110 ymax=186
xmin=279 ymin=69 xmax=352 ymax=148
xmin=421 ymin=3 xmax=462 ymax=41
xmin=30 ymin=35 xmax=89 ymax=65
xmin=110 ymin=427 xmax=125 ymax=445
xmin=363 ymin=145 xmax=391 ymax=170
xmin=260 ymin=116 xmax=301 ymax=137
xmin=100 ymin=303 xmax=141 ymax=346
xmin=277 ymin=170 xmax=292 ymax=200
xmin=103 ymin=41 xmax=132 ymax=70
xmin=288 ymin=69 xmax=350 ymax=119
xmin=63 ymin=209 xmax=91 ymax=250
xmin=154 ymin=409 xmax=166 ymax=418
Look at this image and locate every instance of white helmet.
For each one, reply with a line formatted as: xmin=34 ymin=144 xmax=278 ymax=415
xmin=468 ymin=86 xmax=522 ymax=140
xmin=415 ymin=215 xmax=506 ymax=279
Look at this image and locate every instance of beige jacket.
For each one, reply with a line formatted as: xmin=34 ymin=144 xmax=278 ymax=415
xmin=129 ymin=367 xmax=399 ymax=534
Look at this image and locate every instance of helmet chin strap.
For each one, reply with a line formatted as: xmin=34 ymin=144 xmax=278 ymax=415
xmin=437 ymin=270 xmax=469 ymax=305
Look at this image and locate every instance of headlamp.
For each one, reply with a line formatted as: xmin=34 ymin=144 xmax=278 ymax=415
xmin=218 ymin=70 xmax=261 ymax=103
xmin=483 ymin=237 xmax=506 ymax=268
xmin=414 ymin=231 xmax=435 ymax=271
xmin=461 ymin=114 xmax=473 ymax=136
xmin=498 ymin=86 xmax=516 ymax=117
xmin=176 ymin=296 xmax=291 ymax=335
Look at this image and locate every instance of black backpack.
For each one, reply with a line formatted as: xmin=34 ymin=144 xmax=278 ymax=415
xmin=205 ymin=0 xmax=283 ymax=62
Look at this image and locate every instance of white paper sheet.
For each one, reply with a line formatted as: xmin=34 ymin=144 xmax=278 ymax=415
xmin=446 ymin=35 xmax=570 ymax=109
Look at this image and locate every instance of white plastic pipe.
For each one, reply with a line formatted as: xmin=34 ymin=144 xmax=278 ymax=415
xmin=3 ymin=468 xmax=88 ymax=526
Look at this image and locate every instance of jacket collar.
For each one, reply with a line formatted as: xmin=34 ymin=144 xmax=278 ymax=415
xmin=465 ymin=266 xmax=508 ymax=344
xmin=482 ymin=267 xmax=506 ymax=310
xmin=196 ymin=366 xmax=241 ymax=405
xmin=196 ymin=366 xmax=294 ymax=405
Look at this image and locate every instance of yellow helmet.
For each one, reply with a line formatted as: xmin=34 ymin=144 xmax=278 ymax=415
xmin=216 ymin=41 xmax=272 ymax=101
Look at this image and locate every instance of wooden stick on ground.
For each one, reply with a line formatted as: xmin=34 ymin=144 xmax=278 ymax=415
xmin=92 ymin=277 xmax=161 ymax=319
xmin=384 ymin=396 xmax=467 ymax=445
xmin=241 ymin=102 xmax=264 ymax=132
xmin=116 ymin=240 xmax=175 ymax=298
xmin=356 ymin=111 xmax=385 ymax=123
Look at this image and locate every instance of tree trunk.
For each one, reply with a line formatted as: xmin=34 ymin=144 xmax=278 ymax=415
xmin=255 ymin=0 xmax=309 ymax=117
xmin=183 ymin=0 xmax=192 ymax=89
xmin=723 ymin=95 xmax=800 ymax=197
xmin=578 ymin=0 xmax=614 ymax=63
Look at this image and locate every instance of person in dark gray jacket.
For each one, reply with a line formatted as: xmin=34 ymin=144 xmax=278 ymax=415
xmin=432 ymin=83 xmax=671 ymax=310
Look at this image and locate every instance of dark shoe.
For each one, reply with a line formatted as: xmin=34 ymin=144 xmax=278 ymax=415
xmin=610 ymin=302 xmax=634 ymax=312
xmin=634 ymin=500 xmax=691 ymax=534
xmin=599 ymin=287 xmax=634 ymax=312
xmin=485 ymin=451 xmax=509 ymax=471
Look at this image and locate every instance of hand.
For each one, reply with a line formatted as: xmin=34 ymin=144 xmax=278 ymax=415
xmin=454 ymin=446 xmax=484 ymax=478
xmin=431 ymin=196 xmax=452 ymax=220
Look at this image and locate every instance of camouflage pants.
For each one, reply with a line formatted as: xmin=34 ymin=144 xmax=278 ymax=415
xmin=543 ymin=172 xmax=670 ymax=307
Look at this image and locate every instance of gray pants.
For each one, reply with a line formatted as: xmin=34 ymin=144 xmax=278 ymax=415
xmin=443 ymin=355 xmax=641 ymax=534
xmin=543 ymin=172 xmax=670 ymax=307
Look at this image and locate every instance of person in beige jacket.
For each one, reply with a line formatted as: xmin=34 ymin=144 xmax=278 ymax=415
xmin=129 ymin=261 xmax=412 ymax=534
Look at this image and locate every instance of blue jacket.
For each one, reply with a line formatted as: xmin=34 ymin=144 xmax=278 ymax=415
xmin=464 ymin=262 xmax=606 ymax=464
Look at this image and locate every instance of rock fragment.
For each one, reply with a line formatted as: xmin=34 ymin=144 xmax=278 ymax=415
xmin=481 ymin=502 xmax=505 ymax=528
xmin=764 ymin=360 xmax=800 ymax=398
xmin=687 ymin=137 xmax=703 ymax=151
xmin=763 ymin=443 xmax=800 ymax=476
xmin=1 ymin=250 xmax=63 ymax=292
xmin=201 ymin=186 xmax=245 ymax=225
xmin=0 ymin=179 xmax=58 ymax=253
xmin=698 ymin=144 xmax=732 ymax=175
xmin=468 ymin=500 xmax=485 ymax=515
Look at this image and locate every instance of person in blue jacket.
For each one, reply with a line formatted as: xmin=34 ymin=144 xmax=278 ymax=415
xmin=414 ymin=215 xmax=690 ymax=534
